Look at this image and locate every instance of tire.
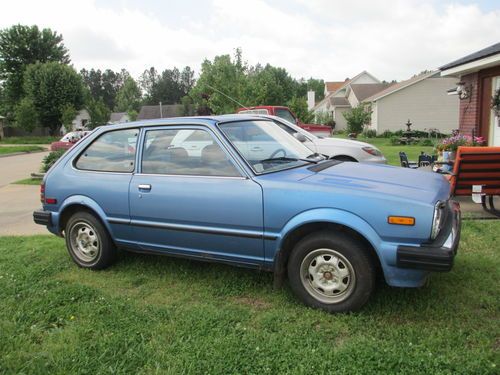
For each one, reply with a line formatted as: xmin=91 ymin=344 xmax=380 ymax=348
xmin=65 ymin=211 xmax=117 ymax=269
xmin=287 ymin=230 xmax=375 ymax=313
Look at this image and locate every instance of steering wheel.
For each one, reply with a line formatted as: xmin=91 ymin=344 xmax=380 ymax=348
xmin=269 ymin=148 xmax=286 ymax=159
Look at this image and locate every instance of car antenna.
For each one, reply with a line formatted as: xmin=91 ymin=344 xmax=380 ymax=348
xmin=206 ymin=84 xmax=250 ymax=110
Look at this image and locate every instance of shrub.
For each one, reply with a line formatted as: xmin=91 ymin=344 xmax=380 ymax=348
xmin=390 ymin=136 xmax=400 ymax=145
xmin=419 ymin=138 xmax=434 ymax=147
xmin=342 ymin=103 xmax=371 ymax=135
xmin=362 ymin=129 xmax=377 ymax=138
xmin=42 ymin=150 xmax=66 ymax=172
xmin=380 ymin=130 xmax=393 ymax=138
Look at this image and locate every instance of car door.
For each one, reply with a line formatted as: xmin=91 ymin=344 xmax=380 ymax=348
xmin=129 ymin=125 xmax=265 ymax=267
xmin=72 ymin=128 xmax=139 ymax=244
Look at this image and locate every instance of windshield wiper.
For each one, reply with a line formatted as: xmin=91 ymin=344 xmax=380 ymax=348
xmin=260 ymin=156 xmax=319 ymax=164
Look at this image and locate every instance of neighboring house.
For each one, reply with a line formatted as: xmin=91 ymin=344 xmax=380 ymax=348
xmin=440 ymin=42 xmax=500 ymax=146
xmin=61 ymin=109 xmax=90 ymax=135
xmin=109 ymin=112 xmax=130 ymax=124
xmin=312 ymin=71 xmax=386 ymax=130
xmin=364 ymin=71 xmax=458 ymax=134
xmin=324 ymin=81 xmax=344 ymax=97
xmin=137 ymin=104 xmax=183 ymax=120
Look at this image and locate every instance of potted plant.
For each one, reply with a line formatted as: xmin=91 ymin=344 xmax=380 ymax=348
xmin=435 ymin=134 xmax=486 ymax=161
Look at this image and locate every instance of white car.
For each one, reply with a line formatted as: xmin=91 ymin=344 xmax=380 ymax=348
xmin=257 ymin=115 xmax=387 ymax=164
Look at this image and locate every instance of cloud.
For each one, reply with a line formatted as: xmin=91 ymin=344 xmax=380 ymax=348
xmin=0 ymin=0 xmax=499 ymax=81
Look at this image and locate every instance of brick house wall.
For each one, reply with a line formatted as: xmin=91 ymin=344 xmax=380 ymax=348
xmin=458 ymin=72 xmax=479 ymax=136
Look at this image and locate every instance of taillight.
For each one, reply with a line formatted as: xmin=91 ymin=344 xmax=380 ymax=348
xmin=40 ymin=183 xmax=45 ymax=203
xmin=40 ymin=183 xmax=57 ymax=204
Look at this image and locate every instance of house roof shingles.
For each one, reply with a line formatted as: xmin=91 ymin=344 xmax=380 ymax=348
xmin=109 ymin=112 xmax=127 ymax=123
xmin=137 ymin=104 xmax=183 ymax=120
xmin=440 ymin=42 xmax=500 ymax=71
xmin=364 ymin=71 xmax=438 ymax=102
xmin=329 ymin=97 xmax=350 ymax=107
xmin=350 ymin=83 xmax=390 ymax=102
xmin=325 ymin=81 xmax=344 ymax=93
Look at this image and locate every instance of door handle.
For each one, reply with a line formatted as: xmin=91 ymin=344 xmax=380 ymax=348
xmin=138 ymin=184 xmax=151 ymax=191
xmin=251 ymin=147 xmax=263 ymax=151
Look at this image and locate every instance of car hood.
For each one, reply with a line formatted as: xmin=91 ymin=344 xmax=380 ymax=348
xmin=299 ymin=161 xmax=450 ymax=205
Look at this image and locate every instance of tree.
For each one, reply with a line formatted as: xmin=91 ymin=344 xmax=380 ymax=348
xmin=86 ymin=98 xmax=110 ymax=129
xmin=115 ymin=76 xmax=141 ymax=112
xmin=287 ymin=96 xmax=314 ymax=123
xmin=61 ymin=104 xmax=77 ymax=132
xmin=141 ymin=66 xmax=195 ymax=105
xmin=80 ymin=68 xmax=128 ymax=110
xmin=0 ymin=25 xmax=70 ymax=117
xmin=244 ymin=64 xmax=296 ymax=106
xmin=23 ymin=62 xmax=84 ymax=135
xmin=190 ymin=51 xmax=247 ymax=114
xmin=342 ymin=103 xmax=372 ymax=134
xmin=14 ymin=97 xmax=38 ymax=132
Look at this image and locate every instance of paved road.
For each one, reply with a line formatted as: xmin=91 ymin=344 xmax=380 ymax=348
xmin=0 ymin=151 xmax=49 ymax=187
xmin=0 ymin=151 xmax=50 ymax=235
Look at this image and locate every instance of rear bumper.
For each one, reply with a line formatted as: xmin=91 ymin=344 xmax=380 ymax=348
xmin=396 ymin=200 xmax=461 ymax=272
xmin=33 ymin=210 xmax=52 ymax=226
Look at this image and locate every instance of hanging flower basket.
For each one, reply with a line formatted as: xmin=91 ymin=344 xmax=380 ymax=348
xmin=492 ymin=88 xmax=500 ymax=117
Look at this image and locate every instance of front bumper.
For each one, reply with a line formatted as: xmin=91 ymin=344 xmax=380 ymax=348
xmin=33 ymin=210 xmax=52 ymax=226
xmin=396 ymin=200 xmax=461 ymax=272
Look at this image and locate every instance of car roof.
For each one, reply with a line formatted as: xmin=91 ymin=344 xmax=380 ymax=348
xmin=97 ymin=114 xmax=267 ymax=132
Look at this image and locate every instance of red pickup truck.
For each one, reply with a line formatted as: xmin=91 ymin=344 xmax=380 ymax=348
xmin=236 ymin=106 xmax=331 ymax=137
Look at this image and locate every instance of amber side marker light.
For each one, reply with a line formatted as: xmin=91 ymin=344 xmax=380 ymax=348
xmin=388 ymin=216 xmax=415 ymax=226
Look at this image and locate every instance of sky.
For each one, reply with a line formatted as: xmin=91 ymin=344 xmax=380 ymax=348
xmin=1 ymin=0 xmax=499 ymax=82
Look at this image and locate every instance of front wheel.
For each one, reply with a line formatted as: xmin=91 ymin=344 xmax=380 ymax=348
xmin=65 ymin=211 xmax=117 ymax=269
xmin=287 ymin=231 xmax=375 ymax=312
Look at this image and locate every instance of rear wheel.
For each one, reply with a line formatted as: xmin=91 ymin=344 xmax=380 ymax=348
xmin=287 ymin=231 xmax=375 ymax=312
xmin=65 ymin=211 xmax=117 ymax=269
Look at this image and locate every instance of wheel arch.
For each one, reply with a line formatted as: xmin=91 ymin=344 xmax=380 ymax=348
xmin=272 ymin=209 xmax=383 ymax=288
xmin=331 ymin=155 xmax=357 ymax=162
xmin=57 ymin=195 xmax=113 ymax=237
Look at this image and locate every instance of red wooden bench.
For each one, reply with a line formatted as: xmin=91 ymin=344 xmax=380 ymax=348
xmin=448 ymin=146 xmax=500 ymax=217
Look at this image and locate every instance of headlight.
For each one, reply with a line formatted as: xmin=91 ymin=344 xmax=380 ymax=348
xmin=362 ymin=146 xmax=382 ymax=156
xmin=431 ymin=201 xmax=446 ymax=240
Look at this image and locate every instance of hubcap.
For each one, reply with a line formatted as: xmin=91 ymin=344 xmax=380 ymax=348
xmin=69 ymin=222 xmax=100 ymax=262
xmin=300 ymin=248 xmax=356 ymax=304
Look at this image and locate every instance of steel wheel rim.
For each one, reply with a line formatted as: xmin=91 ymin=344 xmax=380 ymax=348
xmin=69 ymin=221 xmax=100 ymax=263
xmin=300 ymin=248 xmax=356 ymax=304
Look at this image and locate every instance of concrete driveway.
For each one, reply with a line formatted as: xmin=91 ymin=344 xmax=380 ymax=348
xmin=0 ymin=151 xmax=50 ymax=235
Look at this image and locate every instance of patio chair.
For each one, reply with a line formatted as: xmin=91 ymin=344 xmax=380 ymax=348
xmin=418 ymin=153 xmax=433 ymax=167
xmin=448 ymin=146 xmax=500 ymax=217
xmin=399 ymin=152 xmax=418 ymax=168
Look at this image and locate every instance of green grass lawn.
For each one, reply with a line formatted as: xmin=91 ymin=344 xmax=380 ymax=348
xmin=0 ymin=220 xmax=498 ymax=374
xmin=0 ymin=136 xmax=58 ymax=145
xmin=0 ymin=145 xmax=45 ymax=155
xmin=333 ymin=135 xmax=436 ymax=166
xmin=12 ymin=178 xmax=42 ymax=185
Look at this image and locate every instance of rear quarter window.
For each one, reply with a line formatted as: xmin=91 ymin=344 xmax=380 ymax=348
xmin=75 ymin=128 xmax=138 ymax=172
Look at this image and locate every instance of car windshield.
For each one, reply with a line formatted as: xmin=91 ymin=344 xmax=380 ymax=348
xmin=219 ymin=120 xmax=324 ymax=174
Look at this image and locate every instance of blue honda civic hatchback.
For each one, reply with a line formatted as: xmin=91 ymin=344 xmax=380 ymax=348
xmin=34 ymin=115 xmax=460 ymax=312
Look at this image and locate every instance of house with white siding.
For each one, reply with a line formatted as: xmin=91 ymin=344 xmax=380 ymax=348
xmin=364 ymin=71 xmax=459 ymax=134
xmin=312 ymin=71 xmax=387 ymax=130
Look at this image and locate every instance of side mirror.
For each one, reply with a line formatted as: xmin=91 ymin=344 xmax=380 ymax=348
xmin=294 ymin=133 xmax=307 ymax=142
